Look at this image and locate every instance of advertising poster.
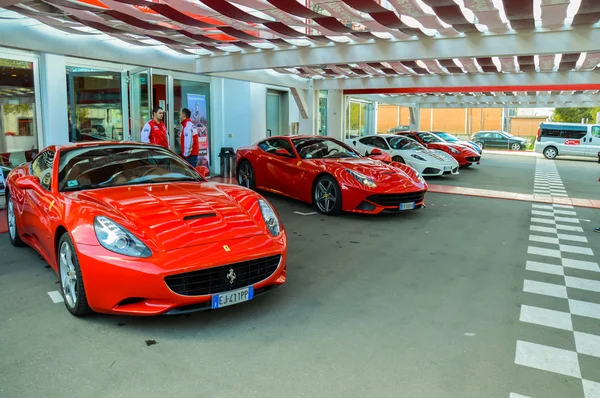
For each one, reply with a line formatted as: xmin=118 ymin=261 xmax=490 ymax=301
xmin=186 ymin=93 xmax=209 ymax=167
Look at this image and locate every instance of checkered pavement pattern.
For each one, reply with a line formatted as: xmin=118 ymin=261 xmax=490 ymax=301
xmin=512 ymin=158 xmax=600 ymax=398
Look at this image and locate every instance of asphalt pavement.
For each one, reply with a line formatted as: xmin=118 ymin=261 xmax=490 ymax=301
xmin=1 ymin=158 xmax=599 ymax=398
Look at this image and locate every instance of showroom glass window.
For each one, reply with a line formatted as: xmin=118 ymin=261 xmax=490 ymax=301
xmin=66 ymin=66 xmax=123 ymax=143
xmin=0 ymin=58 xmax=38 ymax=170
xmin=173 ymin=79 xmax=210 ymax=168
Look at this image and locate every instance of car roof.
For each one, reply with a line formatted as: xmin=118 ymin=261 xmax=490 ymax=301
xmin=54 ymin=141 xmax=163 ymax=151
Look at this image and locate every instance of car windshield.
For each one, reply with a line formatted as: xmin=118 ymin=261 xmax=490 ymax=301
xmin=57 ymin=145 xmax=202 ymax=192
xmin=386 ymin=136 xmax=425 ymax=151
xmin=435 ymin=132 xmax=459 ymax=142
xmin=293 ymin=138 xmax=360 ymax=159
xmin=418 ymin=132 xmax=443 ymax=143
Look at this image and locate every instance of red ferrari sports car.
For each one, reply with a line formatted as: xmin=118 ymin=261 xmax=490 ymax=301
xmin=395 ymin=131 xmax=481 ymax=166
xmin=236 ymin=136 xmax=428 ymax=215
xmin=5 ymin=142 xmax=287 ymax=316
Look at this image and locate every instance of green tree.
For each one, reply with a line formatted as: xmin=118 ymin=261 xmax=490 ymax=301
xmin=550 ymin=107 xmax=600 ymax=123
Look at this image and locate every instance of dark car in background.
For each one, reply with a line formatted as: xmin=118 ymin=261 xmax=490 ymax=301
xmin=471 ymin=131 xmax=527 ymax=151
xmin=431 ymin=131 xmax=482 ymax=154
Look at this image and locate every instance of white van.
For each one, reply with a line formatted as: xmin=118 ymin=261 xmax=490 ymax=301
xmin=534 ymin=122 xmax=600 ymax=159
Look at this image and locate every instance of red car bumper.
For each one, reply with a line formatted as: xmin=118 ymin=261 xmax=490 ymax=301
xmin=339 ymin=182 xmax=428 ymax=214
xmin=453 ymin=152 xmax=481 ymax=166
xmin=77 ymin=233 xmax=287 ymax=315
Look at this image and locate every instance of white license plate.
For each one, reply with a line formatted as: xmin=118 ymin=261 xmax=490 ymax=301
xmin=443 ymin=166 xmax=452 ymax=171
xmin=399 ymin=202 xmax=415 ymax=210
xmin=211 ymin=286 xmax=254 ymax=309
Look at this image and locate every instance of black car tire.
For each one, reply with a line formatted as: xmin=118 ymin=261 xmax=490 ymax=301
xmin=543 ymin=146 xmax=558 ymax=160
xmin=58 ymin=233 xmax=92 ymax=317
xmin=6 ymin=192 xmax=25 ymax=247
xmin=237 ymin=160 xmax=256 ymax=190
xmin=313 ymin=175 xmax=342 ymax=216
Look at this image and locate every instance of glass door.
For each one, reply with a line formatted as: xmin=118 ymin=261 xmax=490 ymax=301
xmin=128 ymin=68 xmax=152 ymax=141
xmin=318 ymin=96 xmax=328 ymax=136
xmin=266 ymin=91 xmax=281 ymax=137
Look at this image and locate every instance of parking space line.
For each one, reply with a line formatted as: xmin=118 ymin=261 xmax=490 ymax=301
xmin=565 ymin=276 xmax=600 ymax=293
xmin=515 ymin=340 xmax=582 ymax=378
xmin=524 ymin=280 xmax=568 ymax=298
xmin=47 ymin=291 xmax=64 ymax=303
xmin=520 ymin=305 xmax=573 ymax=331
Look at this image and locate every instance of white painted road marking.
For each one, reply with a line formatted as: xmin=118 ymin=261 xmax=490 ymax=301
xmin=529 ymin=234 xmax=559 ymax=245
xmin=556 ymin=224 xmax=584 ymax=232
xmin=510 ymin=394 xmax=532 ymax=398
xmin=519 ymin=305 xmax=573 ymax=331
xmin=528 ymin=246 xmax=562 ymax=258
xmin=532 ymin=210 xmax=554 ymax=217
xmin=515 ymin=340 xmax=581 ymax=378
xmin=562 ymin=258 xmax=600 ymax=273
xmin=565 ymin=276 xmax=600 ymax=293
xmin=293 ymin=211 xmax=317 ymax=216
xmin=553 ymin=204 xmax=574 ymax=209
xmin=557 ymin=233 xmax=588 ymax=243
xmin=531 ymin=217 xmax=555 ymax=225
xmin=524 ymin=280 xmax=568 ymax=299
xmin=530 ymin=225 xmax=557 ymax=234
xmin=583 ymin=379 xmax=600 ymax=398
xmin=47 ymin=291 xmax=64 ymax=304
xmin=574 ymin=332 xmax=600 ymax=359
xmin=555 ymin=216 xmax=580 ymax=224
xmin=559 ymin=244 xmax=594 ymax=256
xmin=526 ymin=260 xmax=564 ymax=276
xmin=569 ymin=299 xmax=600 ymax=320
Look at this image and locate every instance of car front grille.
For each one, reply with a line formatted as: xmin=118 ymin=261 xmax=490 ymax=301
xmin=164 ymin=255 xmax=281 ymax=296
xmin=422 ymin=167 xmax=441 ymax=175
xmin=366 ymin=190 xmax=426 ymax=207
xmin=466 ymin=156 xmax=480 ymax=162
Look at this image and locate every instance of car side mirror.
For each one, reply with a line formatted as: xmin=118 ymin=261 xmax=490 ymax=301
xmin=195 ymin=166 xmax=210 ymax=178
xmin=274 ymin=148 xmax=291 ymax=157
xmin=369 ymin=148 xmax=383 ymax=156
xmin=14 ymin=175 xmax=40 ymax=190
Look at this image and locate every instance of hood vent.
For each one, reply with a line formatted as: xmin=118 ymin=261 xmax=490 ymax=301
xmin=184 ymin=213 xmax=217 ymax=221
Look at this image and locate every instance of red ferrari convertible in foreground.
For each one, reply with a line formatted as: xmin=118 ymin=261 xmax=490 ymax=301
xmin=5 ymin=142 xmax=287 ymax=316
xmin=395 ymin=131 xmax=481 ymax=166
xmin=236 ymin=136 xmax=428 ymax=215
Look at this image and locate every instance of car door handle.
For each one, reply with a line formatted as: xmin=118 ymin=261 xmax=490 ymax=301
xmin=583 ymin=137 xmax=587 ymax=142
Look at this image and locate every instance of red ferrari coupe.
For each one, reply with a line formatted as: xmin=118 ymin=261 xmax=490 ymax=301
xmin=396 ymin=131 xmax=481 ymax=166
xmin=5 ymin=142 xmax=287 ymax=316
xmin=236 ymin=136 xmax=428 ymax=215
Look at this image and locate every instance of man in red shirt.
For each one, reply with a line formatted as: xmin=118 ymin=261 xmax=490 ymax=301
xmin=141 ymin=106 xmax=170 ymax=149
xmin=180 ymin=108 xmax=199 ymax=166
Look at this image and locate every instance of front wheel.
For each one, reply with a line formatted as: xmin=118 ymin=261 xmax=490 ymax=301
xmin=58 ymin=233 xmax=92 ymax=317
xmin=6 ymin=193 xmax=25 ymax=247
xmin=313 ymin=175 xmax=342 ymax=215
xmin=543 ymin=146 xmax=558 ymax=160
xmin=475 ymin=142 xmax=484 ymax=150
xmin=237 ymin=160 xmax=256 ymax=190
xmin=510 ymin=143 xmax=521 ymax=151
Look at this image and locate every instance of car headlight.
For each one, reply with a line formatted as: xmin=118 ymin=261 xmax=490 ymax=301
xmin=411 ymin=154 xmax=427 ymax=161
xmin=414 ymin=170 xmax=426 ymax=183
xmin=346 ymin=169 xmax=377 ymax=188
xmin=258 ymin=199 xmax=281 ymax=236
xmin=94 ymin=216 xmax=152 ymax=258
xmin=448 ymin=147 xmax=460 ymax=154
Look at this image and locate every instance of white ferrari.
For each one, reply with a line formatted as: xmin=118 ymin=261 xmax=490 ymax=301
xmin=346 ymin=134 xmax=459 ymax=177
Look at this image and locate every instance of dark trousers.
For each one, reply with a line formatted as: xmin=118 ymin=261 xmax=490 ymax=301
xmin=185 ymin=155 xmax=198 ymax=167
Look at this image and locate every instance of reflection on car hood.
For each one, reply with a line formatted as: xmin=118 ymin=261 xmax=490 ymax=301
xmin=68 ymin=182 xmax=265 ymax=251
xmin=313 ymin=157 xmax=419 ymax=183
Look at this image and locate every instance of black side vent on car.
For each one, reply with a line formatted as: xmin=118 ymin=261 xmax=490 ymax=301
xmin=183 ymin=213 xmax=217 ymax=221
